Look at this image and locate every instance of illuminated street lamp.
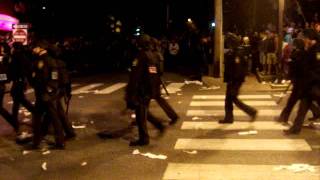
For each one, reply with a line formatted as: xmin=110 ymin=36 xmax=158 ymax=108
xmin=187 ymin=18 xmax=192 ymax=23
xmin=211 ymin=22 xmax=216 ymax=28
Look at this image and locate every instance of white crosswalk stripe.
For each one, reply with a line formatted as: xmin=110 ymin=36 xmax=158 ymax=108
xmin=193 ymin=94 xmax=272 ymax=100
xmin=66 ymin=82 xmax=184 ymax=95
xmin=163 ymin=163 xmax=320 ymax=180
xmin=186 ymin=109 xmax=281 ymax=116
xmin=94 ymin=83 xmax=127 ymax=94
xmin=72 ymin=83 xmax=104 ymax=95
xmin=181 ymin=121 xmax=287 ymax=130
xmin=174 ymin=139 xmax=312 ymax=151
xmin=190 ymin=100 xmax=277 ymax=106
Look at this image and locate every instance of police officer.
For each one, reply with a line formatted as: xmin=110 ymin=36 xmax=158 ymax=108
xmin=29 ymin=41 xmax=65 ymax=149
xmin=125 ymin=35 xmax=165 ymax=146
xmin=219 ymin=34 xmax=257 ymax=124
xmin=0 ymin=43 xmax=19 ymax=132
xmin=151 ymin=37 xmax=179 ymax=125
xmin=284 ymin=29 xmax=320 ymax=134
xmin=42 ymin=44 xmax=76 ymax=140
xmin=278 ymin=38 xmax=320 ymax=124
xmin=9 ymin=42 xmax=35 ymax=131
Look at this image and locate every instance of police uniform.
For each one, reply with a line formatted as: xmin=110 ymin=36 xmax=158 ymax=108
xmin=31 ymin=51 xmax=65 ymax=148
xmin=152 ymin=44 xmax=179 ymax=125
xmin=219 ymin=46 xmax=257 ymax=123
xmin=284 ymin=29 xmax=320 ymax=134
xmin=285 ymin=33 xmax=320 ymax=134
xmin=278 ymin=39 xmax=320 ymax=123
xmin=0 ymin=43 xmax=19 ymax=131
xmin=9 ymin=43 xmax=35 ymax=129
xmin=125 ymin=42 xmax=165 ymax=146
xmin=40 ymin=58 xmax=75 ymax=140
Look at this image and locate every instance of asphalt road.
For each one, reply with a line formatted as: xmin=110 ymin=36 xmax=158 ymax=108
xmin=0 ymin=72 xmax=319 ymax=180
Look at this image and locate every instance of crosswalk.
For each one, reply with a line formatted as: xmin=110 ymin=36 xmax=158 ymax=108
xmin=163 ymin=93 xmax=320 ymax=179
xmin=24 ymin=82 xmax=188 ymax=95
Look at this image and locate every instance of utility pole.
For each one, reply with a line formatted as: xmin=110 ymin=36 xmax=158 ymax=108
xmin=213 ymin=0 xmax=223 ymax=78
xmin=278 ymin=0 xmax=284 ymax=55
xmin=252 ymin=0 xmax=257 ymax=31
xmin=166 ymin=0 xmax=170 ymax=31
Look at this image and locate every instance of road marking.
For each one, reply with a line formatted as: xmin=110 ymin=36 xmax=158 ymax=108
xmin=94 ymin=83 xmax=127 ymax=94
xmin=190 ymin=101 xmax=277 ymax=106
xmin=193 ymin=95 xmax=272 ymax=100
xmin=163 ymin=83 xmax=185 ymax=94
xmin=186 ymin=110 xmax=281 ymax=116
xmin=72 ymin=83 xmax=80 ymax=88
xmin=72 ymin=83 xmax=104 ymax=94
xmin=174 ymin=139 xmax=312 ymax=151
xmin=163 ymin=163 xmax=320 ymax=180
xmin=181 ymin=121 xmax=287 ymax=130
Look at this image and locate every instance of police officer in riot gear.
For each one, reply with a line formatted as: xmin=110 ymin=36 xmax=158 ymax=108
xmin=9 ymin=42 xmax=35 ymax=131
xmin=219 ymin=33 xmax=257 ymax=124
xmin=150 ymin=37 xmax=179 ymax=125
xmin=125 ymin=35 xmax=165 ymax=146
xmin=278 ymin=38 xmax=320 ymax=124
xmin=284 ymin=29 xmax=320 ymax=134
xmin=0 ymin=43 xmax=19 ymax=132
xmin=29 ymin=41 xmax=65 ymax=149
xmin=40 ymin=44 xmax=76 ymax=141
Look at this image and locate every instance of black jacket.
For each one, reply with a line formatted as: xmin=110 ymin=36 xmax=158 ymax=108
xmin=224 ymin=47 xmax=248 ymax=83
xmin=125 ymin=49 xmax=161 ymax=108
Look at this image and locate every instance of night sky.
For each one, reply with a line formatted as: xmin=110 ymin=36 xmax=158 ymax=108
xmin=1 ymin=0 xmax=320 ymax=36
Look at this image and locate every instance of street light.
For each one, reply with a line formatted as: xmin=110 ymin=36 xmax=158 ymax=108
xmin=187 ymin=18 xmax=192 ymax=23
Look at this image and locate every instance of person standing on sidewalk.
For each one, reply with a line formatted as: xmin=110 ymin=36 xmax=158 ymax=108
xmin=219 ymin=34 xmax=257 ymax=124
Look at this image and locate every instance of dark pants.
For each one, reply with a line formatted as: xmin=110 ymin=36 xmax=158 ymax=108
xmin=225 ymin=82 xmax=256 ymax=121
xmin=0 ymin=84 xmax=18 ymax=131
xmin=11 ymin=82 xmax=35 ymax=125
xmin=155 ymin=96 xmax=178 ymax=120
xmin=57 ymin=97 xmax=75 ymax=137
xmin=32 ymin=97 xmax=64 ymax=147
xmin=279 ymin=82 xmax=320 ymax=122
xmin=290 ymin=85 xmax=320 ymax=132
xmin=135 ymin=97 xmax=163 ymax=141
xmin=41 ymin=96 xmax=75 ymax=138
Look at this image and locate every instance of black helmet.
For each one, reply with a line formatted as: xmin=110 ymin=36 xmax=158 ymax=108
xmin=137 ymin=34 xmax=152 ymax=50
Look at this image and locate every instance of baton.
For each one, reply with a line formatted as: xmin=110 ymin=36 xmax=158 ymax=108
xmin=160 ymin=78 xmax=169 ymax=96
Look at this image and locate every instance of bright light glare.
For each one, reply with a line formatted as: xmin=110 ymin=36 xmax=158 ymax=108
xmin=187 ymin=18 xmax=192 ymax=23
xmin=211 ymin=22 xmax=216 ymax=27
